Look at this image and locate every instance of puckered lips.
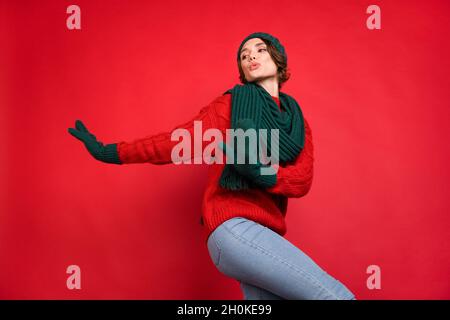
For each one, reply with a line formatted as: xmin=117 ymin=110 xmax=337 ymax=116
xmin=249 ymin=62 xmax=261 ymax=71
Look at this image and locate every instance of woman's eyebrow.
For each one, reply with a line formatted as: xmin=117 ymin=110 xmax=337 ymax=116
xmin=240 ymin=42 xmax=266 ymax=55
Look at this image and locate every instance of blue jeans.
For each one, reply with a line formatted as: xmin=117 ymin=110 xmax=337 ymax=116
xmin=207 ymin=217 xmax=356 ymax=300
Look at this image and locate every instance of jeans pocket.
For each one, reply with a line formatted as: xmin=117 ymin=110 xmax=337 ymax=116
xmin=207 ymin=232 xmax=221 ymax=267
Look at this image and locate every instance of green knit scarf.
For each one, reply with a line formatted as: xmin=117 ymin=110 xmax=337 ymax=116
xmin=219 ymin=82 xmax=305 ymax=190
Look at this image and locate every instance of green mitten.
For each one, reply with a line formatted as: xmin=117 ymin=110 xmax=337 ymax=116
xmin=219 ymin=119 xmax=277 ymax=188
xmin=68 ymin=120 xmax=122 ymax=164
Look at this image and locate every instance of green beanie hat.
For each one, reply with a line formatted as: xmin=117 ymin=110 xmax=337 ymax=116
xmin=237 ymin=32 xmax=287 ymax=63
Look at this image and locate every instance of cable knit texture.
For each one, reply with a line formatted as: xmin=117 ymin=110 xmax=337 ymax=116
xmin=117 ymin=94 xmax=314 ymax=244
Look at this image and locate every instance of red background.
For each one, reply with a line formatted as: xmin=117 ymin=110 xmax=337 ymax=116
xmin=1 ymin=0 xmax=449 ymax=299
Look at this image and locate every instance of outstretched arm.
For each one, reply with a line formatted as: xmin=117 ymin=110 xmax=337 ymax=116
xmin=117 ymin=100 xmax=219 ymax=165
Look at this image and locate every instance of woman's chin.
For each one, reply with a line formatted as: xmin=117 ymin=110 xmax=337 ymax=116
xmin=246 ymin=74 xmax=262 ymax=82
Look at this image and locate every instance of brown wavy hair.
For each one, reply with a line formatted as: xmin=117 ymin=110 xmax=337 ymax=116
xmin=237 ymin=38 xmax=291 ymax=90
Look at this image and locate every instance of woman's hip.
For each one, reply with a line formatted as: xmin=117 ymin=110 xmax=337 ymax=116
xmin=206 ymin=216 xmax=356 ymax=300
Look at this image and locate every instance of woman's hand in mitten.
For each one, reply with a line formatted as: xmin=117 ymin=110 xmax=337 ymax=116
xmin=68 ymin=120 xmax=122 ymax=164
xmin=219 ymin=119 xmax=277 ymax=188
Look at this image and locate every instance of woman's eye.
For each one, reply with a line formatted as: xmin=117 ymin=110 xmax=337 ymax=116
xmin=241 ymin=49 xmax=266 ymax=60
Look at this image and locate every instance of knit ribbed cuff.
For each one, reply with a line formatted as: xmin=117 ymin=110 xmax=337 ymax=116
xmin=252 ymin=172 xmax=277 ymax=188
xmin=101 ymin=143 xmax=122 ymax=165
xmin=239 ymin=163 xmax=277 ymax=188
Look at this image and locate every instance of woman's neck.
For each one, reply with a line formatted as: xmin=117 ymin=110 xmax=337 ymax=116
xmin=256 ymin=77 xmax=279 ymax=98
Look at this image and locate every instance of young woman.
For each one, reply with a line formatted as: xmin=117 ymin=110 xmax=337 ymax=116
xmin=68 ymin=32 xmax=356 ymax=300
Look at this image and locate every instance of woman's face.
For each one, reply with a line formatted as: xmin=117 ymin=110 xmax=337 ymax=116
xmin=239 ymin=38 xmax=278 ymax=83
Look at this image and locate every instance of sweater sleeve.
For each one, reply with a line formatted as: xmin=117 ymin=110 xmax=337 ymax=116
xmin=116 ymin=98 xmax=221 ymax=165
xmin=265 ymin=118 xmax=314 ymax=198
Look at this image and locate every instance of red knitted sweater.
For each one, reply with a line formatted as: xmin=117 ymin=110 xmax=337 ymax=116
xmin=117 ymin=93 xmax=314 ymax=244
